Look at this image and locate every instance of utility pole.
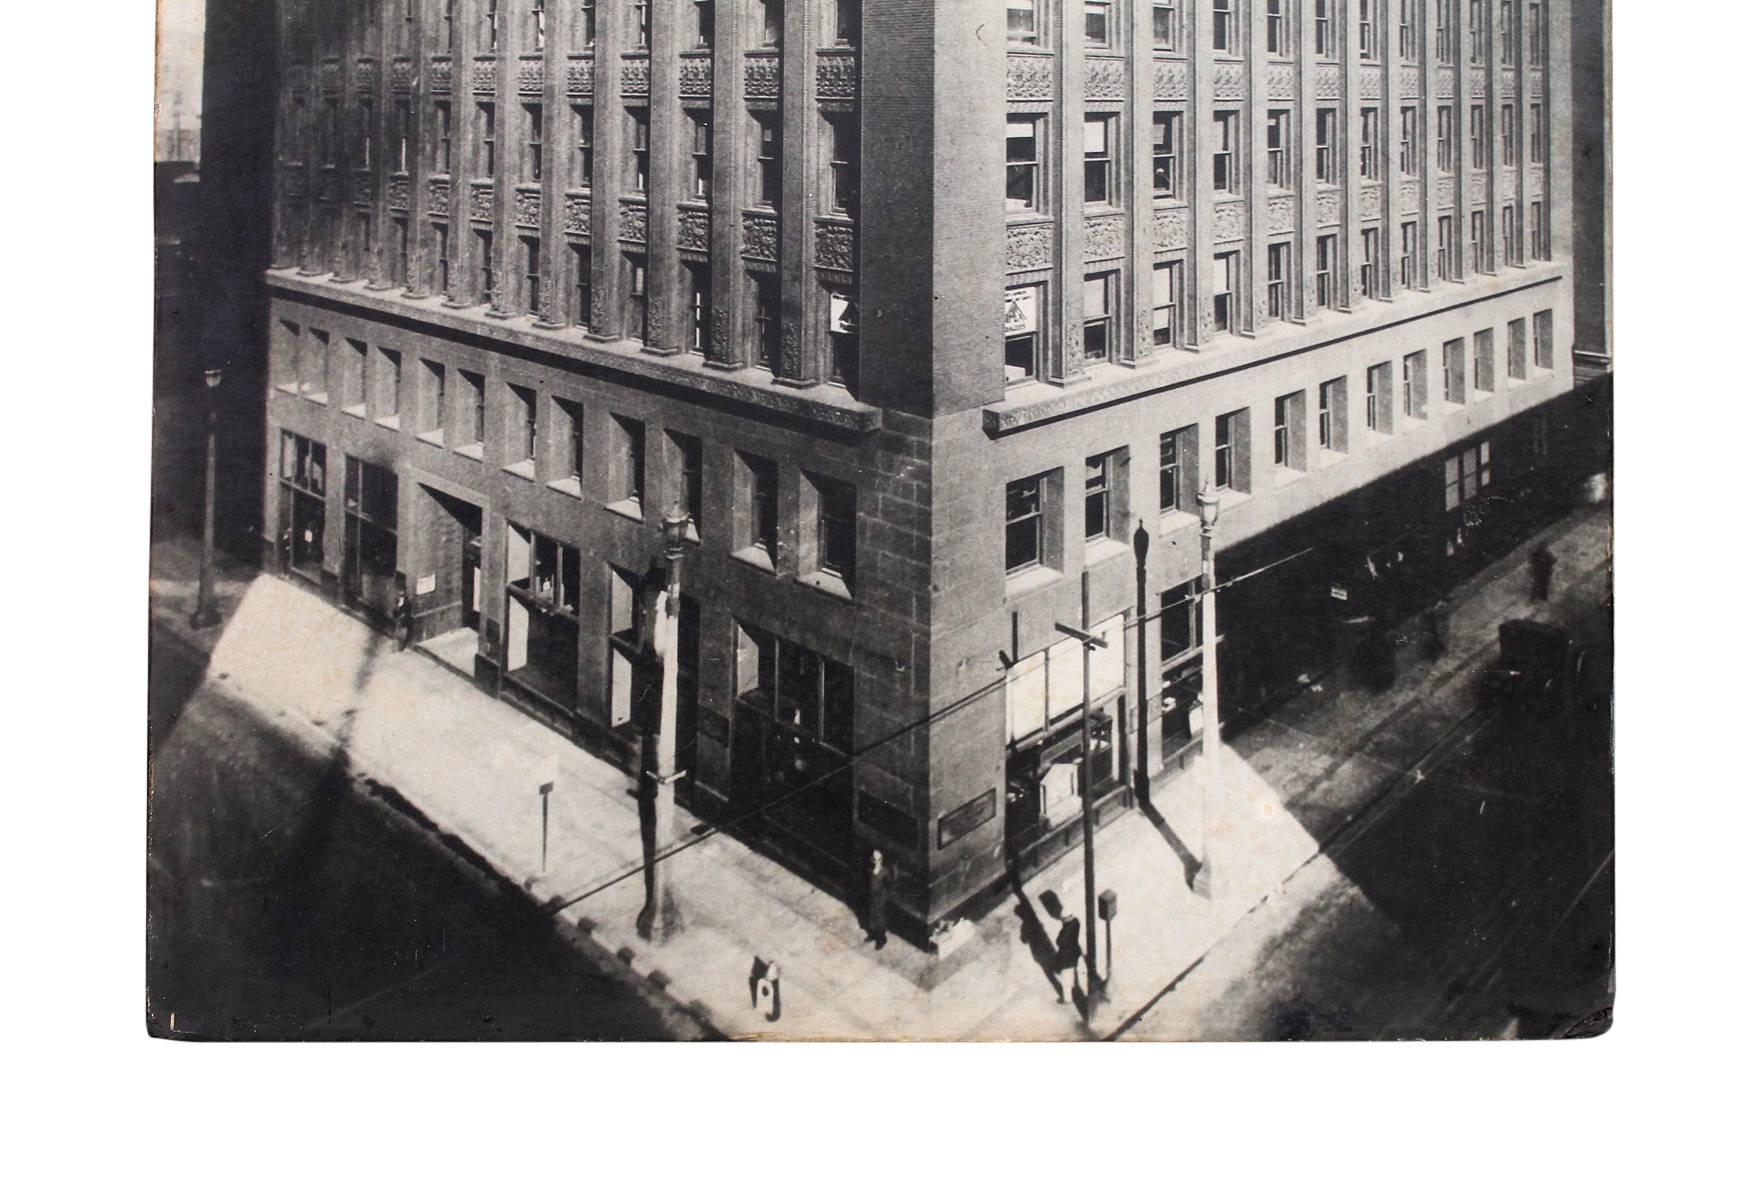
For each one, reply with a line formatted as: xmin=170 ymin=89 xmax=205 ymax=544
xmin=189 ymin=366 xmax=224 ymax=629
xmin=1055 ymin=570 xmax=1106 ymax=1011
xmin=637 ymin=503 xmax=692 ymax=943
xmin=1133 ymin=520 xmax=1151 ymax=808
xmin=1192 ymin=485 xmax=1222 ymax=899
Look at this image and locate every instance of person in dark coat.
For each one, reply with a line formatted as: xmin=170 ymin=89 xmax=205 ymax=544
xmin=1423 ymin=597 xmax=1450 ymax=660
xmin=864 ymin=849 xmax=891 ymax=950
xmin=1530 ymin=544 xmax=1556 ymax=601
xmin=1054 ymin=914 xmax=1083 ymax=1003
xmin=393 ymin=587 xmax=414 ymax=651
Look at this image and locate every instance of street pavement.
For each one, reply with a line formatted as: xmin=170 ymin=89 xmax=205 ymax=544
xmin=147 ymin=493 xmax=1611 ymax=1040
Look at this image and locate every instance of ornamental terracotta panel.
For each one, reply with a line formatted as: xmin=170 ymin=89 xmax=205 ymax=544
xmin=320 ymin=60 xmax=342 ymax=95
xmin=1085 ymin=59 xmax=1125 ymax=101
xmin=679 ymin=207 xmax=710 ymax=251
xmin=1313 ymin=64 xmax=1341 ymax=99
xmin=619 ymin=201 xmax=647 ymax=244
xmin=564 ymin=193 xmax=592 ymax=234
xmin=473 ymin=59 xmax=497 ymax=95
xmin=1005 ymin=222 xmax=1053 ymax=270
xmin=514 ymin=186 xmax=541 ymax=228
xmin=387 ymin=175 xmax=410 ymax=211
xmin=1212 ymin=201 xmax=1245 ymax=243
xmin=1401 ymin=66 xmax=1421 ymax=96
xmin=390 ymin=59 xmax=414 ymax=95
xmin=680 ymin=58 xmax=712 ymax=98
xmin=1316 ymin=189 xmax=1341 ymax=226
xmin=815 ymin=220 xmax=855 ymax=270
xmin=518 ymin=59 xmax=544 ymax=95
xmin=470 ymin=181 xmax=494 ymax=222
xmin=1470 ymin=69 xmax=1487 ymax=98
xmin=742 ymin=212 xmax=778 ymax=260
xmin=1468 ymin=174 xmax=1488 ymax=205
xmin=817 ymin=52 xmax=857 ymax=100
xmin=428 ymin=177 xmax=450 ymax=215
xmin=1084 ymin=214 xmax=1125 ymax=260
xmin=1214 ymin=62 xmax=1244 ymax=101
xmin=1265 ymin=63 xmax=1296 ymax=101
xmin=1153 ymin=59 xmax=1189 ymax=101
xmin=621 ymin=61 xmax=649 ymax=97
xmin=1360 ymin=71 xmax=1382 ymax=100
xmin=1437 ymin=176 xmax=1457 ymax=207
xmin=1152 ymin=207 xmax=1188 ymax=251
xmin=1266 ymin=196 xmax=1295 ymax=235
xmin=1008 ymin=54 xmax=1054 ymax=101
xmin=1360 ymin=184 xmax=1382 ymax=221
xmin=430 ymin=58 xmax=453 ymax=95
xmin=1436 ymin=67 xmax=1456 ymax=98
xmin=354 ymin=59 xmax=377 ymax=94
xmin=566 ymin=57 xmax=594 ymax=97
xmin=1401 ymin=180 xmax=1422 ymax=213
xmin=744 ymin=57 xmax=779 ymax=98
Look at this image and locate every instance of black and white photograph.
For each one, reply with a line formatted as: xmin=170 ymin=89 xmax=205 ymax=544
xmin=145 ymin=0 xmax=1616 ymax=1044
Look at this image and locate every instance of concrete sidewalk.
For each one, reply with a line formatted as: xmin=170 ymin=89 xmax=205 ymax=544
xmin=148 ymin=496 xmax=1609 ymax=1040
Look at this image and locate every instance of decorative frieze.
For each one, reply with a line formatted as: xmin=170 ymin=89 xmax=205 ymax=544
xmin=1470 ymin=69 xmax=1487 ymax=98
xmin=1008 ymin=54 xmax=1054 ymax=101
xmin=1266 ymin=196 xmax=1295 ymax=235
xmin=387 ymin=175 xmax=410 ymax=211
xmin=1314 ymin=64 xmax=1342 ymax=100
xmin=742 ymin=212 xmax=778 ymax=260
xmin=1437 ymin=176 xmax=1456 ymax=207
xmin=680 ymin=58 xmax=713 ymax=98
xmin=1502 ymin=69 xmax=1516 ymax=94
xmin=514 ymin=186 xmax=541 ymax=228
xmin=619 ymin=201 xmax=647 ymax=244
xmin=1153 ymin=59 xmax=1189 ymax=101
xmin=472 ymin=59 xmax=497 ymax=95
xmin=428 ymin=177 xmax=450 ymax=215
xmin=621 ymin=61 xmax=649 ymax=97
xmin=1212 ymin=201 xmax=1245 ymax=243
xmin=1360 ymin=71 xmax=1382 ymax=100
xmin=815 ymin=220 xmax=855 ymax=271
xmin=1152 ymin=207 xmax=1188 ymax=252
xmin=1401 ymin=66 xmax=1422 ymax=97
xmin=518 ymin=59 xmax=544 ymax=95
xmin=1436 ymin=67 xmax=1456 ymax=99
xmin=1316 ymin=189 xmax=1341 ymax=226
xmin=354 ymin=59 xmax=377 ymax=95
xmin=745 ymin=57 xmax=780 ymax=99
xmin=389 ymin=59 xmax=415 ymax=96
xmin=1501 ymin=167 xmax=1519 ymax=194
xmin=1005 ymin=222 xmax=1053 ymax=271
xmin=1359 ymin=184 xmax=1382 ymax=221
xmin=679 ymin=207 xmax=710 ymax=251
xmin=1468 ymin=174 xmax=1488 ymax=205
xmin=566 ymin=58 xmax=593 ymax=97
xmin=1401 ymin=180 xmax=1421 ymax=214
xmin=564 ymin=193 xmax=592 ymax=235
xmin=1084 ymin=214 xmax=1125 ymax=260
xmin=817 ymin=52 xmax=857 ymax=100
xmin=1085 ymin=58 xmax=1125 ymax=101
xmin=320 ymin=60 xmax=342 ymax=96
xmin=1265 ymin=63 xmax=1296 ymax=101
xmin=470 ymin=181 xmax=494 ymax=223
xmin=1214 ymin=62 xmax=1244 ymax=101
xmin=430 ymin=58 xmax=453 ymax=95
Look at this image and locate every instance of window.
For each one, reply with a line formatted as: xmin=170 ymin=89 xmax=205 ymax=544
xmin=685 ymin=264 xmax=709 ymax=353
xmin=1266 ymin=110 xmax=1290 ymax=188
xmin=1501 ymin=103 xmax=1516 ymax=165
xmin=1004 ymin=285 xmax=1043 ymax=383
xmin=392 ymin=217 xmax=410 ymax=288
xmin=1085 ymin=1 xmax=1114 ymax=49
xmin=1008 ymin=1 xmax=1043 ymax=46
xmin=1400 ymin=0 xmax=1418 ymax=59
xmin=1152 ymin=261 xmax=1182 ymax=347
xmin=1152 ymin=112 xmax=1182 ymax=197
xmin=1005 ymin=474 xmax=1049 ymax=573
xmin=1215 ymin=409 xmax=1249 ymax=492
xmin=754 ymin=111 xmax=781 ymax=205
xmin=484 ymin=0 xmax=501 ymax=48
xmin=477 ymin=229 xmax=495 ymax=304
xmin=630 ymin=0 xmax=650 ymax=48
xmin=1468 ymin=209 xmax=1490 ymax=274
xmin=1212 ymin=111 xmax=1238 ymax=193
xmin=1083 ymin=274 xmax=1114 ymax=363
xmin=1501 ymin=204 xmax=1517 ymax=264
xmin=1500 ymin=0 xmax=1514 ymax=59
xmin=358 ymin=100 xmax=374 ymax=169
xmin=811 ymin=474 xmax=857 ymax=584
xmin=1085 ymin=450 xmax=1124 ymax=542
xmin=581 ymin=0 xmax=596 ymax=45
xmin=1318 ymin=377 xmax=1344 ymax=450
xmin=1085 ymin=116 xmax=1115 ymax=205
xmin=521 ymin=235 xmax=541 ymax=313
xmin=573 ymin=105 xmax=594 ymax=186
xmin=1316 ymin=0 xmax=1335 ymax=58
xmin=626 ymin=254 xmax=647 ymax=339
xmin=741 ymin=453 xmax=779 ymax=560
xmin=1437 ymin=214 xmax=1455 ymax=280
xmin=433 ymin=223 xmax=451 ymax=293
xmin=1399 ymin=221 xmax=1417 ymax=287
xmin=612 ymin=414 xmax=645 ymax=508
xmin=1360 ymin=1 xmax=1378 ymax=58
xmin=442 ymin=0 xmax=456 ymax=47
xmin=572 ymin=243 xmax=591 ymax=325
xmin=513 ymin=385 xmax=538 ymax=462
xmin=1529 ymin=102 xmax=1545 ymax=162
xmin=1529 ymin=2 xmax=1546 ymax=64
xmin=753 ymin=274 xmax=780 ymax=367
xmin=1437 ymin=0 xmax=1455 ymax=63
xmin=831 ymin=0 xmax=858 ymax=44
xmin=1273 ymin=392 xmax=1301 ymax=469
xmin=395 ymin=99 xmax=412 ymax=173
xmin=827 ymin=113 xmax=857 ymax=214
xmin=1443 ymin=442 xmax=1491 ymax=509
xmin=1266 ymin=0 xmax=1288 ymax=54
xmin=1473 ymin=328 xmax=1495 ymax=393
xmin=1316 ymin=234 xmax=1337 ymax=309
xmin=1400 ymin=107 xmax=1419 ymax=175
xmin=1316 ymin=108 xmax=1338 ymax=183
xmin=1402 ymin=350 xmax=1427 ymax=417
xmin=670 ymin=430 xmax=703 ymax=527
xmin=1467 ymin=107 xmax=1488 ymax=173
xmin=464 ymin=370 xmax=486 ymax=445
xmin=689 ymin=112 xmax=712 ymax=199
xmin=524 ymin=103 xmax=543 ymax=180
xmin=692 ymin=0 xmax=714 ymax=48
xmin=1160 ymin=426 xmax=1196 ymax=511
xmin=1366 ymin=362 xmax=1392 ymax=432
xmin=628 ymin=108 xmax=649 ymax=193
xmin=1469 ymin=0 xmax=1485 ymax=61
xmin=321 ymin=99 xmax=339 ymax=165
xmin=1212 ymin=0 xmax=1235 ymax=53
xmin=1443 ymin=337 xmax=1466 ymax=403
xmin=758 ymin=0 xmax=782 ymax=46
xmin=1534 ymin=309 xmax=1554 ymax=368
xmin=1212 ymin=253 xmax=1238 ymax=334
xmin=478 ymin=101 xmax=496 ymax=177
xmin=1153 ymin=2 xmax=1182 ymax=52
xmin=1360 ymin=227 xmax=1380 ymax=299
xmin=1436 ymin=106 xmax=1454 ymax=172
xmin=1530 ymin=200 xmax=1548 ymax=259
xmin=828 ymin=291 xmax=859 ymax=388
xmin=423 ymin=360 xmax=447 ymax=436
xmin=1508 ymin=317 xmax=1528 ymax=379
xmin=1255 ymin=242 xmax=1289 ymax=323
xmin=559 ymin=399 xmax=584 ymax=481
xmin=434 ymin=101 xmax=452 ymax=173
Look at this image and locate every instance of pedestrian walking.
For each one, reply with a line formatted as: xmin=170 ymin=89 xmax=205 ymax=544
xmin=1423 ymin=597 xmax=1450 ymax=660
xmin=1054 ymin=914 xmax=1083 ymax=1003
xmin=393 ymin=586 xmax=414 ymax=651
xmin=1530 ymin=543 xmax=1556 ymax=602
xmin=864 ymin=849 xmax=892 ymax=950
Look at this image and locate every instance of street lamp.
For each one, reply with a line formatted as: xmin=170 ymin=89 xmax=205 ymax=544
xmin=637 ymin=502 xmax=692 ymax=943
xmin=189 ymin=366 xmax=225 ymax=629
xmin=1192 ymin=484 xmax=1222 ymax=898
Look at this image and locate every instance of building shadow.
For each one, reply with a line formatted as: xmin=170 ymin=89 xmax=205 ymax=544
xmin=1136 ymin=792 xmax=1201 ymax=890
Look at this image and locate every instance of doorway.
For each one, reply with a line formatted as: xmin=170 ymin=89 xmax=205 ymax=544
xmin=412 ymin=483 xmax=484 ymax=669
xmin=277 ymin=432 xmax=327 ymax=584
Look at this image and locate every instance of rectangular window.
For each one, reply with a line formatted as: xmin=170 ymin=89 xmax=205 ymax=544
xmin=1359 ymin=109 xmax=1380 ymax=180
xmin=442 ymin=0 xmax=456 ymax=48
xmin=1266 ymin=110 xmax=1290 ymax=188
xmin=628 ymin=108 xmax=649 ymax=193
xmin=1318 ymin=377 xmax=1344 ymax=450
xmin=574 ymin=104 xmax=594 ymax=187
xmin=1085 ymin=450 xmax=1124 ymax=542
xmin=485 ymin=0 xmax=501 ymax=48
xmin=1400 ymin=106 xmax=1419 ymax=175
xmin=753 ymin=273 xmax=780 ymax=367
xmin=521 ymin=234 xmax=541 ymax=314
xmin=1501 ymin=204 xmax=1517 ymax=264
xmin=758 ymin=0 xmax=782 ymax=46
xmin=828 ymin=292 xmax=859 ymax=389
xmin=631 ymin=0 xmax=650 ymax=48
xmin=1212 ymin=0 xmax=1235 ymax=53
xmin=1437 ymin=214 xmax=1455 ymax=280
xmin=1359 ymin=1 xmax=1378 ymax=58
xmin=1316 ymin=0 xmax=1335 ymax=58
xmin=1085 ymin=2 xmax=1114 ymax=48
xmin=1471 ymin=209 xmax=1491 ymax=274
xmin=828 ymin=113 xmax=857 ymax=214
xmin=1400 ymin=0 xmax=1418 ymax=59
xmin=1160 ymin=426 xmax=1196 ymax=512
xmin=1009 ymin=1 xmax=1043 ymax=45
xmin=1004 ymin=284 xmax=1043 ymax=383
xmin=1437 ymin=0 xmax=1455 ymax=63
xmin=1360 ymin=227 xmax=1380 ymax=299
xmin=1366 ymin=362 xmax=1392 ymax=433
xmin=423 ymin=359 xmax=446 ymax=436
xmin=572 ymin=243 xmax=592 ymax=325
xmin=395 ymin=99 xmax=412 ymax=173
xmin=559 ymin=398 xmax=584 ymax=481
xmin=1436 ymin=106 xmax=1455 ymax=172
xmin=1215 ymin=408 xmax=1249 ymax=492
xmin=1005 ymin=474 xmax=1048 ymax=573
xmin=477 ymin=229 xmax=495 ymax=304
xmin=1470 ymin=104 xmax=1486 ymax=170
xmin=692 ymin=0 xmax=714 ymax=48
xmin=1501 ymin=103 xmax=1516 ymax=166
xmin=1399 ymin=221 xmax=1417 ymax=287
xmin=671 ymin=430 xmax=703 ymax=527
xmin=742 ymin=453 xmax=779 ymax=558
xmin=1469 ymin=0 xmax=1486 ymax=61
xmin=1152 ymin=112 xmax=1182 ymax=197
xmin=513 ymin=385 xmax=538 ymax=462
xmin=1316 ymin=108 xmax=1338 ymax=183
xmin=1530 ymin=200 xmax=1548 ymax=259
xmin=1083 ymin=274 xmax=1114 ymax=363
xmin=1152 ymin=261 xmax=1182 ymax=347
xmin=1529 ymin=2 xmax=1546 ymax=64
xmin=813 ymin=474 xmax=857 ymax=584
xmin=685 ymin=264 xmax=709 ymax=353
xmin=831 ymin=0 xmax=859 ymax=44
xmin=626 ymin=254 xmax=647 ymax=339
xmin=1266 ymin=0 xmax=1287 ymax=54
xmin=1273 ymin=392 xmax=1297 ymax=469
xmin=1443 ymin=337 xmax=1466 ymax=403
xmin=754 ymin=111 xmax=781 ymax=206
xmin=612 ymin=413 xmax=645 ymax=508
xmin=1501 ymin=0 xmax=1514 ymax=59
xmin=531 ymin=0 xmax=547 ymax=49
xmin=434 ymin=101 xmax=453 ymax=173
xmin=1534 ymin=309 xmax=1554 ymax=369
xmin=524 ymin=103 xmax=543 ymax=181
xmin=1153 ymin=2 xmax=1183 ymax=52
xmin=1085 ymin=116 xmax=1116 ymax=205
xmin=1473 ymin=328 xmax=1495 ymax=394
xmin=1212 ymin=111 xmax=1238 ymax=193
xmin=689 ymin=112 xmax=712 ymax=199
xmin=1508 ymin=317 xmax=1528 ymax=379
xmin=478 ymin=101 xmax=495 ymax=178
xmin=1316 ymin=234 xmax=1337 ymax=309
xmin=358 ymin=100 xmax=374 ymax=170
xmin=1212 ymin=253 xmax=1237 ymax=335
xmin=464 ymin=370 xmax=486 ymax=445
xmin=1402 ymin=350 xmax=1427 ymax=418
xmin=1529 ymin=102 xmax=1545 ymax=162
xmin=1267 ymin=242 xmax=1290 ymax=320
xmin=392 ymin=216 xmax=410 ymax=288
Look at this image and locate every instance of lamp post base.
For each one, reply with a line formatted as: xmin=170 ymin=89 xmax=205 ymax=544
xmin=189 ymin=604 xmax=222 ymax=630
xmin=1191 ymin=858 xmax=1216 ymax=901
xmin=636 ymin=890 xmax=683 ymax=945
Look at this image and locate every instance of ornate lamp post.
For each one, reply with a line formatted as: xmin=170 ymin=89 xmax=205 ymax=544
xmin=189 ymin=366 xmax=225 ymax=629
xmin=1192 ymin=484 xmax=1222 ymax=898
xmin=637 ymin=502 xmax=692 ymax=943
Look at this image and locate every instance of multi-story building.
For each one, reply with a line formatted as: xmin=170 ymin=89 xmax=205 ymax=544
xmin=263 ymin=0 xmax=1582 ymax=946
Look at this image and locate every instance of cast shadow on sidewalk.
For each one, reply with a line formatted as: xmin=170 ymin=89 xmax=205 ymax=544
xmin=1008 ymin=866 xmax=1067 ymax=1004
xmin=1136 ymin=792 xmax=1202 ymax=891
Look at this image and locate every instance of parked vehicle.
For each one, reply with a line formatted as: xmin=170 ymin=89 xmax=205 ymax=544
xmin=1483 ymin=619 xmax=1574 ymax=714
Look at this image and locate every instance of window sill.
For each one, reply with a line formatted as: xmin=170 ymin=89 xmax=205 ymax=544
xmin=341 ymin=403 xmax=367 ymax=419
xmin=1084 ymin=537 xmax=1130 ymax=569
xmin=797 ymin=571 xmax=853 ymax=602
xmin=375 ymin=414 xmax=401 ymax=430
xmin=1273 ymin=466 xmax=1305 ymax=489
xmin=454 ymin=442 xmax=484 ymax=461
xmin=1216 ymin=487 xmax=1252 ymax=512
xmin=304 ymin=390 xmax=330 ymax=406
xmin=1157 ymin=509 xmax=1200 ymax=540
xmin=1314 ymin=447 xmax=1349 ymax=469
xmin=605 ymin=497 xmax=644 ymax=524
xmin=545 ymin=476 xmax=584 ymax=498
xmin=416 ymin=429 xmax=445 ymax=447
xmin=1005 ymin=564 xmax=1061 ymax=601
xmin=503 ymin=458 xmax=536 ymax=480
xmin=732 ymin=546 xmax=776 ymax=575
xmin=1359 ymin=428 xmax=1393 ymax=449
